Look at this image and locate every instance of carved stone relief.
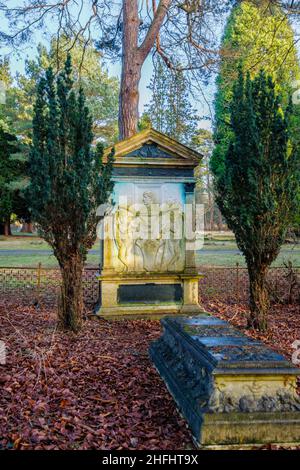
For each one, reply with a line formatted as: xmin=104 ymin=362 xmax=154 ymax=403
xmin=114 ymin=190 xmax=185 ymax=273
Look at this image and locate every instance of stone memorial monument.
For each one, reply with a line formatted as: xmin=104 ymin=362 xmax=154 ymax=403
xmin=96 ymin=128 xmax=203 ymax=317
xmin=150 ymin=315 xmax=300 ymax=448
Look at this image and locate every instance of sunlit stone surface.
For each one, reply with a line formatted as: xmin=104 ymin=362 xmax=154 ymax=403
xmin=97 ymin=129 xmax=204 ymax=317
xmin=150 ymin=315 xmax=300 ymax=448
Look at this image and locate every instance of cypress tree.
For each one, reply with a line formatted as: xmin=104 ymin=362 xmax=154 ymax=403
xmin=28 ymin=55 xmax=114 ymax=332
xmin=211 ymin=0 xmax=300 ymax=179
xmin=215 ymin=69 xmax=299 ymax=331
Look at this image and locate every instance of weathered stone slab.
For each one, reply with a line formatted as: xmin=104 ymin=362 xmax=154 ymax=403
xmin=149 ymin=315 xmax=300 ymax=448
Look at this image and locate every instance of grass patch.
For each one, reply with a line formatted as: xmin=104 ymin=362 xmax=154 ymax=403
xmin=196 ymin=248 xmax=300 ymax=267
xmin=0 ymin=254 xmax=101 ymax=268
xmin=0 ymin=234 xmax=299 ymax=268
xmin=0 ymin=235 xmax=101 ymax=251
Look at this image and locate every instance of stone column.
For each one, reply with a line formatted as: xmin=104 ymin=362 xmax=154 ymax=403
xmin=101 ymin=216 xmax=116 ymax=274
xmin=180 ymin=274 xmax=203 ymax=314
xmin=184 ymin=183 xmax=197 ymax=273
xmin=180 ymin=183 xmax=203 ymax=314
xmin=101 ymin=281 xmax=118 ymax=309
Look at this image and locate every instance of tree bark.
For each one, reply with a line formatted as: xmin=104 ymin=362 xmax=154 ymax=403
xmin=217 ymin=208 xmax=223 ymax=231
xmin=118 ymin=0 xmax=141 ymax=140
xmin=247 ymin=264 xmax=269 ymax=331
xmin=4 ymin=221 xmax=11 ymax=236
xmin=58 ymin=256 xmax=84 ymax=332
xmin=118 ymin=0 xmax=171 ymax=139
xmin=209 ymin=201 xmax=214 ymax=231
xmin=20 ymin=222 xmax=34 ymax=233
xmin=0 ymin=216 xmax=12 ymax=236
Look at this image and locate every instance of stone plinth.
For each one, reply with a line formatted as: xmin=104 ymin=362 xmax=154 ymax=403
xmin=98 ymin=272 xmax=204 ymax=318
xmin=149 ymin=315 xmax=300 ymax=448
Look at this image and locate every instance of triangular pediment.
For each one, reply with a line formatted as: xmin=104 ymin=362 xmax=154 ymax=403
xmin=104 ymin=128 xmax=202 ymax=163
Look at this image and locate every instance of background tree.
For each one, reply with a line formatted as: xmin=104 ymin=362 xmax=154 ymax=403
xmin=0 ymin=59 xmax=32 ymax=234
xmin=213 ymin=69 xmax=300 ymax=331
xmin=0 ymin=39 xmax=118 ymax=233
xmin=13 ymin=37 xmax=119 ymax=145
xmin=143 ymin=56 xmax=198 ymax=145
xmin=28 ymin=55 xmax=114 ymax=331
xmin=0 ymin=58 xmax=11 ymax=130
xmin=0 ymin=60 xmax=39 ymax=233
xmin=14 ymin=188 xmax=33 ymax=233
xmin=0 ymin=128 xmax=27 ymax=235
xmin=142 ymin=58 xmax=169 ymax=135
xmin=191 ymin=128 xmax=225 ymax=231
xmin=2 ymin=1 xmax=299 ymax=139
xmin=211 ymin=0 xmax=300 ymax=179
xmin=0 ymin=0 xmax=256 ymax=138
xmin=0 ymin=59 xmax=23 ymax=134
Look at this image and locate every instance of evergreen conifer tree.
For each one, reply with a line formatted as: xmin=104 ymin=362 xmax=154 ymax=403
xmin=211 ymin=0 xmax=300 ymax=179
xmin=214 ymin=69 xmax=299 ymax=331
xmin=144 ymin=57 xmax=198 ymax=145
xmin=28 ymin=55 xmax=114 ymax=332
xmin=0 ymin=128 xmax=23 ymax=235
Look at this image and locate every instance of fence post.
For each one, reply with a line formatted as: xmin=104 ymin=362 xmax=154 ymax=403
xmin=36 ymin=262 xmax=42 ymax=305
xmin=236 ymin=262 xmax=240 ymax=303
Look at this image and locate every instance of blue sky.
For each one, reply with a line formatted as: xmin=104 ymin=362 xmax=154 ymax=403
xmin=7 ymin=40 xmax=213 ymax=130
xmin=3 ymin=1 xmax=300 ymax=132
xmin=3 ymin=0 xmax=215 ymax=130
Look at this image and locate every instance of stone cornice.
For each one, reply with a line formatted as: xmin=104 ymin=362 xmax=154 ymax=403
xmin=104 ymin=128 xmax=203 ymax=164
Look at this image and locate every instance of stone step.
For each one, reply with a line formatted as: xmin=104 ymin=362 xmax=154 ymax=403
xmin=149 ymin=314 xmax=300 ymax=448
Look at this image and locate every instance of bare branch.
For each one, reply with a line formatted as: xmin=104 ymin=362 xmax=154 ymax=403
xmin=139 ymin=0 xmax=172 ymax=61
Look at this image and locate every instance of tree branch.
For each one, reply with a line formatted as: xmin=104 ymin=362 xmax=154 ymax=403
xmin=138 ymin=0 xmax=172 ymax=61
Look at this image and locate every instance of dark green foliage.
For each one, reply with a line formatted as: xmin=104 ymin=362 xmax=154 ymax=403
xmin=28 ymin=54 xmax=114 ymax=331
xmin=211 ymin=0 xmax=300 ymax=181
xmin=14 ymin=38 xmax=119 ymax=145
xmin=0 ymin=127 xmax=27 ymax=234
xmin=213 ymin=69 xmax=300 ymax=330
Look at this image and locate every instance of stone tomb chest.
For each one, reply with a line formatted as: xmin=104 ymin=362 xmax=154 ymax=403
xmin=150 ymin=315 xmax=300 ymax=448
xmin=97 ymin=129 xmax=203 ymax=317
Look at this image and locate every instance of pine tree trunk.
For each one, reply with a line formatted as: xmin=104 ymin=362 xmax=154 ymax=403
xmin=1 ymin=216 xmax=12 ymax=236
xmin=58 ymin=256 xmax=84 ymax=332
xmin=119 ymin=57 xmax=142 ymax=140
xmin=209 ymin=203 xmax=215 ymax=231
xmin=217 ymin=209 xmax=223 ymax=231
xmin=118 ymin=0 xmax=141 ymax=140
xmin=118 ymin=0 xmax=171 ymax=139
xmin=247 ymin=264 xmax=269 ymax=331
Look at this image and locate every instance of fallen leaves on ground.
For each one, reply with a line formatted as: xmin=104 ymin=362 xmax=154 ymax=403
xmin=203 ymin=299 xmax=300 ymax=451
xmin=0 ymin=298 xmax=299 ymax=450
xmin=0 ymin=300 xmax=192 ymax=450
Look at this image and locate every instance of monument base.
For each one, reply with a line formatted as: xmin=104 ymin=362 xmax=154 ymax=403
xmin=149 ymin=315 xmax=300 ymax=448
xmin=96 ymin=272 xmax=204 ymax=318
